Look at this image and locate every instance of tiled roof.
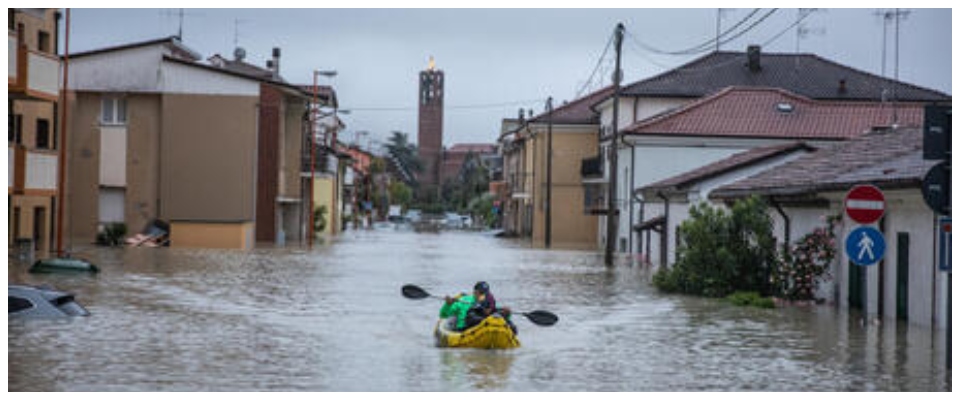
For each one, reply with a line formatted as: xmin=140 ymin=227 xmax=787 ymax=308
xmin=210 ymin=56 xmax=277 ymax=81
xmin=69 ymin=36 xmax=202 ymax=61
xmin=710 ymin=127 xmax=937 ymax=199
xmin=620 ymin=50 xmax=949 ymax=102
xmin=638 ymin=142 xmax=814 ymax=195
xmin=529 ymin=85 xmax=615 ymax=125
xmin=623 ymin=87 xmax=924 ymax=140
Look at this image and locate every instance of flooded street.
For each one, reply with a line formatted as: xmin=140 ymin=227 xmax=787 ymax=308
xmin=8 ymin=228 xmax=951 ymax=391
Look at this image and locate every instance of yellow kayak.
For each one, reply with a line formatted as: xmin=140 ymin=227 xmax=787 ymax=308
xmin=434 ymin=315 xmax=520 ymax=349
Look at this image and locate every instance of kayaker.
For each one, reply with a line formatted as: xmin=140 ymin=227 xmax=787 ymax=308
xmin=472 ymin=281 xmax=497 ymax=317
xmin=467 ymin=281 xmax=517 ymax=334
xmin=439 ymin=292 xmax=475 ymax=331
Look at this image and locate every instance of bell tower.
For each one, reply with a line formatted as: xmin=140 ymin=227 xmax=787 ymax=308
xmin=417 ymin=56 xmax=444 ymax=196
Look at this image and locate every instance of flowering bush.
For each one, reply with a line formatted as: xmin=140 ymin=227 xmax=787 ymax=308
xmin=773 ymin=214 xmax=839 ymax=301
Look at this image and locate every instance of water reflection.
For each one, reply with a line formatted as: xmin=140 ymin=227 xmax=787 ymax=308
xmin=440 ymin=350 xmax=515 ymax=390
xmin=7 ymin=228 xmax=951 ymax=391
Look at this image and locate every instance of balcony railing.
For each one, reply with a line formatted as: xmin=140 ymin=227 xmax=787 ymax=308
xmin=8 ymin=38 xmax=60 ymax=101
xmin=10 ymin=146 xmax=58 ymax=195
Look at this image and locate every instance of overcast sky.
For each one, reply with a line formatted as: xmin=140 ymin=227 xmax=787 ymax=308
xmin=61 ymin=6 xmax=952 ymax=151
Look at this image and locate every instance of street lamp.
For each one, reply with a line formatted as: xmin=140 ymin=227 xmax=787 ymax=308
xmin=309 ymin=69 xmax=337 ymax=248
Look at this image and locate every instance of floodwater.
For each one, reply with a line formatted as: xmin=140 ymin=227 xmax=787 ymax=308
xmin=8 ymin=227 xmax=952 ymax=391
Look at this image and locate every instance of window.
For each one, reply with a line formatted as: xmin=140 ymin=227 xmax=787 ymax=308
xmin=38 ymin=30 xmax=50 ymax=53
xmin=9 ymin=296 xmax=34 ymax=313
xmin=101 ymin=97 xmax=127 ymax=125
xmin=10 ymin=114 xmax=23 ymax=144
xmin=36 ymin=119 xmax=50 ymax=149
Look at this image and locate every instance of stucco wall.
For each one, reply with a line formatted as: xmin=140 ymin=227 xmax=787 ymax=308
xmin=159 ymin=93 xmax=258 ymax=223
xmin=170 ymin=221 xmax=254 ymax=249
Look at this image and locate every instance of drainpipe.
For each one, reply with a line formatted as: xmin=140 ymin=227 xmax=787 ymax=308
xmin=55 ymin=9 xmax=71 ymax=256
xmin=657 ymin=191 xmax=669 ymax=269
xmin=771 ymin=197 xmax=790 ymax=255
xmin=626 ymin=138 xmax=637 ymax=258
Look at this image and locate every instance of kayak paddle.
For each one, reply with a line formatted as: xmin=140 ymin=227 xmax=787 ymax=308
xmin=401 ymin=284 xmax=558 ymax=327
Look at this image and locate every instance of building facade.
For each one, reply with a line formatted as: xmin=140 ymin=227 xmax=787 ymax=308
xmin=64 ymin=37 xmax=301 ymax=249
xmin=592 ymin=46 xmax=951 ymax=256
xmin=8 ymin=8 xmax=62 ymax=258
xmin=712 ymin=127 xmax=949 ymax=328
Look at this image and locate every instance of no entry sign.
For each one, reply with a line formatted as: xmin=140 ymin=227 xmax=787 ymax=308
xmin=845 ymin=185 xmax=885 ymax=224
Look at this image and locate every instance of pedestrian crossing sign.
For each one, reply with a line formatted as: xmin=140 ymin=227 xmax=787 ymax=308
xmin=845 ymin=226 xmax=886 ymax=266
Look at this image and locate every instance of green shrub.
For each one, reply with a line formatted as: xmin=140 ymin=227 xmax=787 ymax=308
xmin=652 ymin=196 xmax=777 ymax=298
xmin=726 ymin=291 xmax=775 ymax=309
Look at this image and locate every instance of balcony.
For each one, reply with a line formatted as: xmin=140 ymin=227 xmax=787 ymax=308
xmin=581 ymin=156 xmax=603 ymax=180
xmin=10 ymin=146 xmax=58 ymax=195
xmin=9 ymin=36 xmax=60 ymax=101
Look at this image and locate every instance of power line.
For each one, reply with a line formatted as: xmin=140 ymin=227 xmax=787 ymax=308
xmin=575 ymin=31 xmax=616 ymax=98
xmin=347 ymin=98 xmax=546 ymax=112
xmin=632 ymin=9 xmax=762 ymax=56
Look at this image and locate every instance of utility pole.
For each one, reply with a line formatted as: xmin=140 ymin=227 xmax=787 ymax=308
xmin=604 ymin=23 xmax=625 ymax=267
xmin=545 ymin=96 xmax=553 ymax=249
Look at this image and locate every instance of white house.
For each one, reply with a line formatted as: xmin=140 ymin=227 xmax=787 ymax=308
xmin=590 ymin=46 xmax=949 ymax=257
xmin=711 ymin=127 xmax=948 ymax=329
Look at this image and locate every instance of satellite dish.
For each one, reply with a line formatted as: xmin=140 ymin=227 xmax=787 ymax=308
xmin=233 ymin=47 xmax=246 ymax=61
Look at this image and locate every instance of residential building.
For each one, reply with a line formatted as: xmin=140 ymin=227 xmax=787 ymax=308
xmin=440 ymin=143 xmax=496 ymax=185
xmin=64 ymin=37 xmax=311 ymax=249
xmin=9 ymin=8 xmax=62 ymax=258
xmin=498 ymin=86 xmax=614 ymax=249
xmin=209 ymin=47 xmax=319 ymax=245
xmin=711 ymin=127 xmax=949 ymax=329
xmin=636 ymin=142 xmax=814 ymax=268
xmin=625 ymin=86 xmax=924 ymax=264
xmin=591 ymin=46 xmax=950 ymax=256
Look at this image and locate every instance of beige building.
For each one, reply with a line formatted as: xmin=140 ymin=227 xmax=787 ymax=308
xmin=9 ymin=8 xmax=62 ymax=258
xmin=498 ymin=86 xmax=613 ymax=250
xmin=64 ymin=37 xmax=310 ymax=249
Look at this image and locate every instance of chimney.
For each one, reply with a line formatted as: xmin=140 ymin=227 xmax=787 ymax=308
xmin=271 ymin=47 xmax=281 ymax=78
xmin=747 ymin=45 xmax=761 ymax=72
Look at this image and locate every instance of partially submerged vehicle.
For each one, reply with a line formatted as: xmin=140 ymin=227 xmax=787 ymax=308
xmin=29 ymin=256 xmax=99 ymax=273
xmin=9 ymin=284 xmax=90 ymax=318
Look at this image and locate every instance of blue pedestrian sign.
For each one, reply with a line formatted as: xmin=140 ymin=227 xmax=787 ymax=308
xmin=846 ymin=226 xmax=886 ymax=266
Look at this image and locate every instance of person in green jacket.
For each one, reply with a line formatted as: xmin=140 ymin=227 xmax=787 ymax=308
xmin=439 ymin=292 xmax=475 ymax=331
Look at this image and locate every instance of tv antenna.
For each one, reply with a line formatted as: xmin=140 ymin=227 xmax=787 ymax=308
xmin=160 ymin=8 xmax=203 ymax=40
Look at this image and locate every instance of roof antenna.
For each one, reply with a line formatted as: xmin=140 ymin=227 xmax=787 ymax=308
xmin=233 ymin=18 xmax=248 ymax=50
xmin=160 ymin=8 xmax=203 ymax=41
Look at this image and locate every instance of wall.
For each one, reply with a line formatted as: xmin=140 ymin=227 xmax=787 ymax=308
xmin=256 ymin=84 xmax=281 ymax=242
xmin=529 ymin=125 xmax=599 ymax=250
xmin=170 ymin=221 xmax=254 ymax=249
xmin=159 ymin=93 xmax=257 ymax=223
xmin=312 ymin=175 xmax=335 ymax=235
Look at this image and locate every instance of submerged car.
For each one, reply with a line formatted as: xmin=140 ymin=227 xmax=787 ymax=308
xmin=9 ymin=284 xmax=90 ymax=318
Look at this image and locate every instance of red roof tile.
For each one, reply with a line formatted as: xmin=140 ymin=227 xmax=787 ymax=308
xmin=710 ymin=127 xmax=938 ymax=199
xmin=624 ymin=87 xmax=924 ymax=140
xmin=529 ymin=85 xmax=615 ymax=125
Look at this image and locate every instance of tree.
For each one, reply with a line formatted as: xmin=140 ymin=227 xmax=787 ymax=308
xmin=384 ymin=131 xmax=421 ymax=185
xmin=388 ymin=181 xmax=413 ymax=209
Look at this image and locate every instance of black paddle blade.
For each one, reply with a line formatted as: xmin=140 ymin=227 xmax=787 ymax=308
xmin=522 ymin=310 xmax=559 ymax=326
xmin=402 ymin=284 xmax=431 ymax=299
